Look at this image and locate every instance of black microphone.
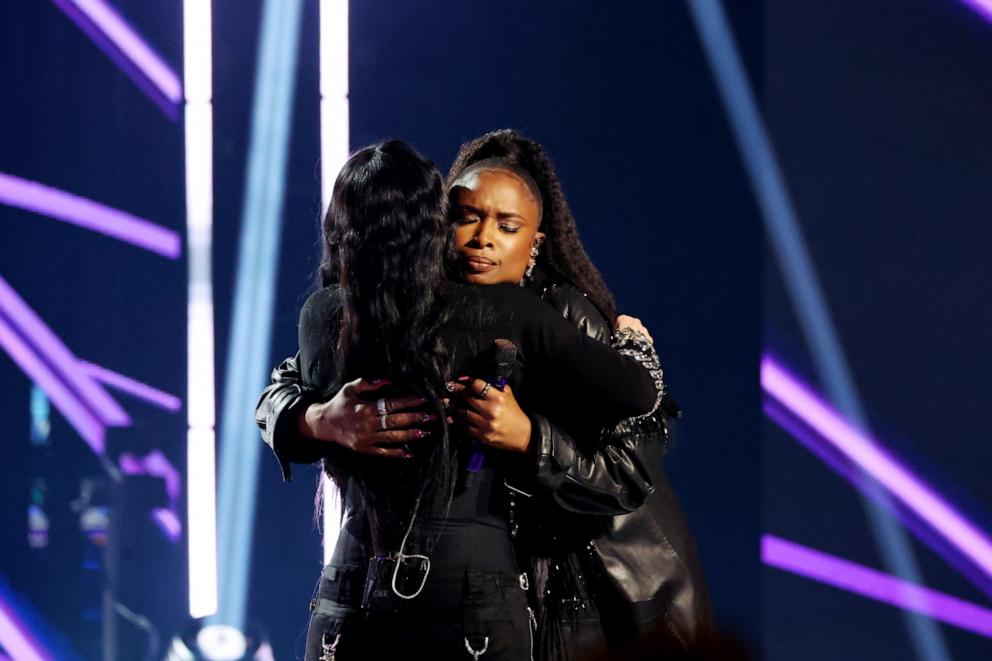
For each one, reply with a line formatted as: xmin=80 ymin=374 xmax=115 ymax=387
xmin=466 ymin=339 xmax=517 ymax=473
xmin=491 ymin=338 xmax=517 ymax=391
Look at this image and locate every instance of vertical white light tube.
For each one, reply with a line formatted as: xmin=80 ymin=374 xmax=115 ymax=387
xmin=319 ymin=0 xmax=349 ymax=565
xmin=184 ymin=0 xmax=217 ymax=619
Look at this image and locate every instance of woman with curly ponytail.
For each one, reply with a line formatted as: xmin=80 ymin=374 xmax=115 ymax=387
xmin=443 ymin=130 xmax=713 ymax=659
xmin=446 ymin=129 xmax=617 ymax=323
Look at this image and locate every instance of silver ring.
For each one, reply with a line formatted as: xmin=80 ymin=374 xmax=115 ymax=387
xmin=478 ymin=383 xmax=492 ymax=400
xmin=376 ymin=398 xmax=388 ymax=415
xmin=379 ymin=414 xmax=389 ymax=431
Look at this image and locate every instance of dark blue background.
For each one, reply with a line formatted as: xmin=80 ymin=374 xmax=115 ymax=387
xmin=762 ymin=0 xmax=992 ymax=659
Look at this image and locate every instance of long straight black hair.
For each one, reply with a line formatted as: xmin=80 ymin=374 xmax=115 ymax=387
xmin=318 ymin=140 xmax=453 ymax=552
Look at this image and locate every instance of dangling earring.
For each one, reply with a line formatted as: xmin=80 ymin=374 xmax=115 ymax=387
xmin=523 ymin=240 xmax=541 ymax=282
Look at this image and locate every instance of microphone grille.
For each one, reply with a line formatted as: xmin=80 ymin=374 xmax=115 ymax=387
xmin=493 ymin=338 xmax=517 ymax=381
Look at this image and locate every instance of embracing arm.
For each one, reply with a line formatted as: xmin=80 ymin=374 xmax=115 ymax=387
xmin=516 ymin=282 xmax=662 ymax=422
xmin=531 ymin=296 xmax=670 ymax=512
xmin=255 ymin=354 xmax=326 ymax=481
xmin=256 ymin=289 xmax=438 ymax=480
xmin=524 ymin=308 xmax=658 ymax=420
xmin=530 ymin=412 xmax=656 ymax=514
xmin=454 ymin=287 xmax=664 ymax=512
xmin=448 ymin=373 xmax=657 ymax=515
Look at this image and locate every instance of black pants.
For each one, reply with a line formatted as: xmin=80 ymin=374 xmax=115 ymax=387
xmin=304 ymin=564 xmax=533 ymax=661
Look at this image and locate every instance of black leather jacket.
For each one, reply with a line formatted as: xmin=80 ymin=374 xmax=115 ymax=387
xmin=254 ymin=274 xmax=712 ymax=647
xmin=525 ymin=277 xmax=712 ymax=649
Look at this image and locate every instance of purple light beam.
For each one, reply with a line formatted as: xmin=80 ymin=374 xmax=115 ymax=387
xmin=51 ymin=0 xmax=182 ymax=114
xmin=0 ymin=595 xmax=52 ymax=661
xmin=761 ymin=355 xmax=992 ymax=584
xmin=765 ymin=398 xmax=992 ymax=599
xmin=763 ymin=534 xmax=992 ymax=639
xmin=0 ymin=577 xmax=79 ymax=661
xmin=0 ymin=173 xmax=181 ymax=258
xmin=152 ymin=508 xmax=183 ymax=543
xmin=0 ymin=315 xmax=105 ymax=453
xmin=961 ymin=0 xmax=992 ymax=23
xmin=120 ymin=450 xmax=181 ymax=503
xmin=120 ymin=450 xmax=183 ymax=543
xmin=81 ymin=361 xmax=182 ymax=412
xmin=0 ymin=275 xmax=130 ymax=428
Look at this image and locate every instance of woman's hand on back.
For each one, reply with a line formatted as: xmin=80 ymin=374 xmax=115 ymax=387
xmin=299 ymin=377 xmax=435 ymax=458
xmin=616 ymin=314 xmax=653 ymax=343
xmin=446 ymin=378 xmax=532 ymax=453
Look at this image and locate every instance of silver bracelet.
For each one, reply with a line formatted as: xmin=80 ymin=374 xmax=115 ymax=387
xmin=612 ymin=326 xmax=666 ymax=419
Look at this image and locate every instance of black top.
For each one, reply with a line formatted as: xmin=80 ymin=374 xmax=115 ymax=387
xmin=298 ymin=282 xmax=657 ymax=575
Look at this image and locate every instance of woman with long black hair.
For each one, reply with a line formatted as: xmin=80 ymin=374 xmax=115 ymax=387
xmin=287 ymin=139 xmax=660 ymax=660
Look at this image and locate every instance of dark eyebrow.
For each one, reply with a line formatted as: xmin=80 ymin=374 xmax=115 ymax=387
xmin=454 ymin=203 xmax=530 ymax=223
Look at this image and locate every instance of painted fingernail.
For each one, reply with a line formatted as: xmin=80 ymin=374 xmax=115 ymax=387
xmin=456 ymin=375 xmax=470 ymax=382
xmin=403 ymin=452 xmax=414 ymax=459
xmin=446 ymin=416 xmax=454 ymax=424
xmin=371 ymin=378 xmax=390 ymax=385
xmin=421 ymin=414 xmax=437 ymax=423
xmin=414 ymin=430 xmax=427 ymax=439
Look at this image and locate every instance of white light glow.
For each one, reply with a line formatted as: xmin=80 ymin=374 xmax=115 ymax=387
xmin=319 ymin=0 xmax=349 ymax=213
xmin=184 ymin=0 xmax=217 ymax=619
xmin=185 ymin=103 xmax=213 ymax=235
xmin=322 ymin=475 xmax=341 ymax=566
xmin=319 ymin=0 xmax=349 ymax=563
xmin=183 ymin=1 xmax=213 ymax=103
xmin=319 ymin=0 xmax=348 ymax=100
xmin=196 ymin=623 xmax=246 ymax=661
xmin=319 ymin=97 xmax=349 ymax=212
xmin=188 ymin=428 xmax=218 ymax=618
xmin=187 ymin=297 xmax=215 ymax=429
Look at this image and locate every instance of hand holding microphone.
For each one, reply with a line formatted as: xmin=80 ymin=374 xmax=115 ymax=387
xmin=446 ymin=340 xmax=534 ymax=455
